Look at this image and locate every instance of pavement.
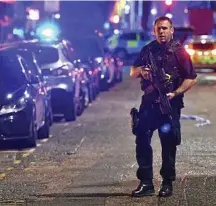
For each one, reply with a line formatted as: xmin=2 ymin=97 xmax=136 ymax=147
xmin=0 ymin=66 xmax=216 ymax=206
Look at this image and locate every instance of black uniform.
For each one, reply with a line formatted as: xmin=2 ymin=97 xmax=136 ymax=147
xmin=133 ymin=40 xmax=197 ymax=183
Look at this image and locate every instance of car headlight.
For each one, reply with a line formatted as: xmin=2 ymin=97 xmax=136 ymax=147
xmin=0 ymin=97 xmax=28 ymax=115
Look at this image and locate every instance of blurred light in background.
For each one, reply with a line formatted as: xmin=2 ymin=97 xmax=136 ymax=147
xmin=54 ymin=13 xmax=60 ymax=19
xmin=201 ymin=39 xmax=207 ymax=44
xmin=165 ymin=13 xmax=173 ymax=19
xmin=165 ymin=0 xmax=172 ymax=6
xmin=114 ymin=29 xmax=120 ymax=35
xmin=112 ymin=15 xmax=120 ymax=24
xmin=36 ymin=22 xmax=60 ymax=41
xmin=13 ymin=28 xmax=24 ymax=38
xmin=41 ymin=28 xmax=54 ymax=37
xmin=124 ymin=4 xmax=130 ymax=15
xmin=30 ymin=31 xmax=35 ymax=36
xmin=27 ymin=9 xmax=40 ymax=21
xmin=104 ymin=22 xmax=110 ymax=30
xmin=151 ymin=8 xmax=157 ymax=15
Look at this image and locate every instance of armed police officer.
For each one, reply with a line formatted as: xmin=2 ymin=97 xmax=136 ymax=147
xmin=130 ymin=16 xmax=197 ymax=197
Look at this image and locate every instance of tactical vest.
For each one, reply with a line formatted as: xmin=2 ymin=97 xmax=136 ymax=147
xmin=140 ymin=40 xmax=184 ymax=108
xmin=141 ymin=40 xmax=183 ymax=93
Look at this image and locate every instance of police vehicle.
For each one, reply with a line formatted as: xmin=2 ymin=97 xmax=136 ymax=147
xmin=184 ymin=35 xmax=216 ymax=70
xmin=106 ymin=31 xmax=152 ymax=59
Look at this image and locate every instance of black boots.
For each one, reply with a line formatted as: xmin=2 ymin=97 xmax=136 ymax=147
xmin=158 ymin=180 xmax=173 ymax=197
xmin=131 ymin=181 xmax=155 ymax=197
xmin=132 ymin=180 xmax=173 ymax=197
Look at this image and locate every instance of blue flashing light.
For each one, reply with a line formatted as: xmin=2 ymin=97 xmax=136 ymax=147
xmin=13 ymin=28 xmax=24 ymax=38
xmin=36 ymin=22 xmax=60 ymax=41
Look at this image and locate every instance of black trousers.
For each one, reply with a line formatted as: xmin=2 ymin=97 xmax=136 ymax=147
xmin=136 ymin=102 xmax=181 ymax=182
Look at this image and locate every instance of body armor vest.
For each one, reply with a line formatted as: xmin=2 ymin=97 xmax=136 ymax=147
xmin=141 ymin=40 xmax=183 ymax=93
xmin=140 ymin=40 xmax=184 ymax=108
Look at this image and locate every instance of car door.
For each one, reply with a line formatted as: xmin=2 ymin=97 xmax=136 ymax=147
xmin=19 ymin=55 xmax=46 ymax=130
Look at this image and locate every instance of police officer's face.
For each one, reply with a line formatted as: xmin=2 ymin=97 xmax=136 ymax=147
xmin=154 ymin=20 xmax=174 ymax=44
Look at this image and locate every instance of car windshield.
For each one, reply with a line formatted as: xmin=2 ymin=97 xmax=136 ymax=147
xmin=35 ymin=46 xmax=59 ymax=65
xmin=72 ymin=39 xmax=103 ymax=59
xmin=0 ymin=51 xmax=27 ymax=87
xmin=191 ymin=43 xmax=214 ymax=50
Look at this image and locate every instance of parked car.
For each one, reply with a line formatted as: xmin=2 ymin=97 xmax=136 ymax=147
xmin=32 ymin=40 xmax=87 ymax=120
xmin=71 ymin=37 xmax=115 ymax=91
xmin=0 ymin=46 xmax=50 ymax=147
xmin=15 ymin=47 xmax=53 ymax=126
xmin=104 ymin=49 xmax=123 ymax=84
xmin=73 ymin=59 xmax=97 ymax=103
xmin=59 ymin=40 xmax=94 ymax=106
xmin=105 ymin=31 xmax=152 ymax=59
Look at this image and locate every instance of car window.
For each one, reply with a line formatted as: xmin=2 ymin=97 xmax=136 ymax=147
xmin=17 ymin=50 xmax=40 ymax=77
xmin=35 ymin=46 xmax=59 ymax=65
xmin=120 ymin=33 xmax=137 ymax=40
xmin=0 ymin=51 xmax=27 ymax=87
xmin=62 ymin=41 xmax=75 ymax=61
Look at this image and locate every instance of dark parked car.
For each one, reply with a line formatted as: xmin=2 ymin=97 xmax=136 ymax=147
xmin=15 ymin=47 xmax=53 ymax=126
xmin=0 ymin=46 xmax=50 ymax=147
xmin=12 ymin=39 xmax=88 ymax=121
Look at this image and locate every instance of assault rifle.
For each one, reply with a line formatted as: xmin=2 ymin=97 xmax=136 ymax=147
xmin=147 ymin=50 xmax=173 ymax=116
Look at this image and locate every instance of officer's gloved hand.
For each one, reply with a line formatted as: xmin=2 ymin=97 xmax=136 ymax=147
xmin=140 ymin=67 xmax=152 ymax=81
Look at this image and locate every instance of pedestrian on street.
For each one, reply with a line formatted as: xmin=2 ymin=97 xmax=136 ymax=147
xmin=130 ymin=16 xmax=197 ymax=197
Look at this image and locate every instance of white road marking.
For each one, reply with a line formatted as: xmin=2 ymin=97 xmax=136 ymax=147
xmin=131 ymin=162 xmax=137 ymax=168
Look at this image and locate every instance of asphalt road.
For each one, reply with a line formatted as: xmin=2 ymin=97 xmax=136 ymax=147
xmin=0 ymin=67 xmax=216 ymax=206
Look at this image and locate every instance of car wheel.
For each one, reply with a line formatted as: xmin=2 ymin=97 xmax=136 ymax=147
xmin=38 ymin=117 xmax=50 ymax=139
xmin=117 ymin=71 xmax=123 ymax=83
xmin=88 ymin=82 xmax=94 ymax=103
xmin=26 ymin=116 xmax=37 ymax=148
xmin=100 ymin=78 xmax=109 ymax=91
xmin=64 ymin=94 xmax=76 ymax=121
xmin=83 ymin=85 xmax=90 ymax=107
xmin=76 ymin=89 xmax=85 ymax=116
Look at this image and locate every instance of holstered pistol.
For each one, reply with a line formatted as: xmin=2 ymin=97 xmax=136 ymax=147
xmin=130 ymin=107 xmax=139 ymax=135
